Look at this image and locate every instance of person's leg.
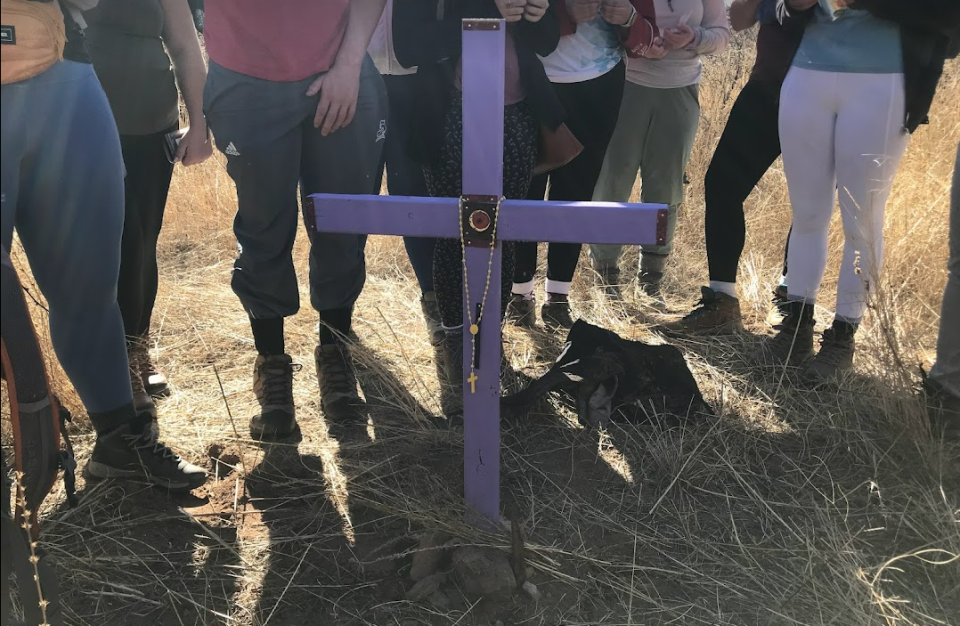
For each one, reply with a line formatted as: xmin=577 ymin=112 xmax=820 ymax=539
xmin=768 ymin=67 xmax=839 ymax=365
xmin=500 ymin=101 xmax=539 ymax=312
xmin=704 ymin=80 xmax=784 ymax=294
xmin=929 ymin=141 xmax=960 ymax=400
xmin=383 ymin=75 xmax=437 ymax=295
xmin=117 ymin=129 xmax=177 ymax=399
xmin=831 ymin=72 xmax=908 ymax=325
xmin=304 ymin=57 xmax=384 ymax=338
xmin=635 ymin=83 xmax=701 ymax=292
xmin=805 ymin=72 xmax=908 ymax=382
xmin=589 ymin=79 xmax=651 ymax=270
xmin=300 ymin=57 xmax=386 ymax=420
xmin=3 ymin=62 xmax=205 ymax=489
xmin=542 ymin=66 xmax=624 ymax=324
xmin=513 ymin=174 xmax=547 ymax=295
xmin=205 ymin=65 xmax=308 ymax=437
xmin=508 ymin=174 xmax=547 ymax=327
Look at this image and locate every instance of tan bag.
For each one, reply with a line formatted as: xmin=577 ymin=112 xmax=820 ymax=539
xmin=1 ymin=0 xmax=65 ymax=85
xmin=533 ymin=122 xmax=584 ymax=177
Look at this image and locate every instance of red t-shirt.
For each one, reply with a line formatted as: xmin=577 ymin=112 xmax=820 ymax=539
xmin=205 ymin=0 xmax=349 ymax=82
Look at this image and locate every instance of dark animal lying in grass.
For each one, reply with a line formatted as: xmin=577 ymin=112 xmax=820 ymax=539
xmin=503 ymin=321 xmax=711 ymax=428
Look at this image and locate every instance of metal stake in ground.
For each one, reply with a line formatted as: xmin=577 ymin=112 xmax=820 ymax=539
xmin=307 ymin=19 xmax=667 ymax=528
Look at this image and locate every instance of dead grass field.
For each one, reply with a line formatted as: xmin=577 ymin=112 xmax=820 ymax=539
xmin=5 ymin=36 xmax=960 ymax=626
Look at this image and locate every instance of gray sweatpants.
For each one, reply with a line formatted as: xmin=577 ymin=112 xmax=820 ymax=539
xmin=590 ymin=82 xmax=700 ymax=269
xmin=930 ymin=141 xmax=960 ymax=399
xmin=204 ymin=56 xmax=387 ymax=318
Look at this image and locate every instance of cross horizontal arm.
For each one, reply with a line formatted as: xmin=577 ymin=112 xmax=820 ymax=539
xmin=308 ymin=194 xmax=668 ymax=247
xmin=306 ymin=195 xmax=462 ymax=239
xmin=497 ymin=200 xmax=668 ymax=246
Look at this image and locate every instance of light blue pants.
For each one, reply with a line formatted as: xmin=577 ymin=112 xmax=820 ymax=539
xmin=590 ymin=82 xmax=700 ymax=270
xmin=1 ymin=61 xmax=131 ymax=417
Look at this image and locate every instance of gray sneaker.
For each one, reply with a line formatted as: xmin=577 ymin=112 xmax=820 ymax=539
xmin=315 ymin=344 xmax=363 ymax=422
xmin=86 ymin=420 xmax=208 ymax=492
xmin=250 ymin=354 xmax=299 ymax=439
xmin=658 ymin=287 xmax=743 ymax=337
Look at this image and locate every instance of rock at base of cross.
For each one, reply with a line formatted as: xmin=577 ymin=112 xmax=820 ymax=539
xmin=452 ymin=546 xmax=517 ymax=600
xmin=410 ymin=530 xmax=451 ymax=582
xmin=407 ymin=572 xmax=448 ymax=602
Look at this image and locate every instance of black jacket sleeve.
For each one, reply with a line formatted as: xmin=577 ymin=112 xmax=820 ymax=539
xmin=856 ymin=0 xmax=960 ymax=35
xmin=393 ymin=0 xmax=462 ymax=68
xmin=510 ymin=4 xmax=561 ymax=58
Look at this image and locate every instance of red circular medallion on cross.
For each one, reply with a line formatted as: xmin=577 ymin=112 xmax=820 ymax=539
xmin=470 ymin=210 xmax=491 ymax=232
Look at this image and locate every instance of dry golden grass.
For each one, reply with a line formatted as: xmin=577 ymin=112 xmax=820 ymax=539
xmin=5 ymin=37 xmax=960 ymax=626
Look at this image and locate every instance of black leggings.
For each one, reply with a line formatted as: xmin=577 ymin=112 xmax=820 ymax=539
xmin=514 ymin=62 xmax=625 ymax=287
xmin=705 ymin=80 xmax=789 ymax=284
xmin=117 ymin=128 xmax=176 ymax=340
xmin=425 ymin=93 xmax=539 ymax=327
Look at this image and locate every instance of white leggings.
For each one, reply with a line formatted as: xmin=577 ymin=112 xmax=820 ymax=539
xmin=779 ymin=67 xmax=909 ymax=323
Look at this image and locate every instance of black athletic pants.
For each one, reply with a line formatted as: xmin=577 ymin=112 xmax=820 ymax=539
xmin=116 ymin=127 xmax=176 ymax=341
xmin=513 ymin=62 xmax=625 ymax=288
xmin=704 ymin=79 xmax=789 ymax=284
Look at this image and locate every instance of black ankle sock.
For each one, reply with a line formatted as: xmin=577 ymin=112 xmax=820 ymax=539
xmin=250 ymin=317 xmax=285 ymax=356
xmin=319 ymin=306 xmax=353 ymax=345
xmin=89 ymin=402 xmax=136 ymax=436
xmin=831 ymin=319 xmax=859 ymax=337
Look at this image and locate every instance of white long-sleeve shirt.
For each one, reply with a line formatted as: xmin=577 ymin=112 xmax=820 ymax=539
xmin=626 ymin=0 xmax=730 ymax=88
xmin=368 ymin=0 xmax=416 ymax=76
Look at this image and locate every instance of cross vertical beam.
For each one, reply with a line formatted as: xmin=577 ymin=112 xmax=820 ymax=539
xmin=460 ymin=19 xmax=505 ymax=527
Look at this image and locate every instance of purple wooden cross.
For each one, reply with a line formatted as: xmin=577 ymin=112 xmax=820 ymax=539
xmin=308 ymin=19 xmax=667 ymax=527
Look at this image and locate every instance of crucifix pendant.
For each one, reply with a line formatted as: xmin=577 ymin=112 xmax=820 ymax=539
xmin=467 ymin=371 xmax=478 ymax=394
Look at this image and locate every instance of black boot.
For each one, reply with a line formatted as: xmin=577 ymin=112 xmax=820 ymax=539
xmin=765 ymin=300 xmax=815 ymax=366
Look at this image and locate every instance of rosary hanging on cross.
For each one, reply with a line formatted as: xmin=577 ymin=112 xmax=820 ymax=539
xmin=459 ymin=195 xmax=503 ymax=394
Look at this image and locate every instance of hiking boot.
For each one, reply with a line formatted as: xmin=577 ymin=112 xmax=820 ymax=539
xmin=595 ymin=264 xmax=624 ymax=301
xmin=541 ymin=295 xmax=574 ymax=332
xmin=764 ymin=300 xmax=815 ymax=366
xmin=315 ymin=344 xmax=363 ymax=422
xmin=421 ymin=291 xmax=445 ymax=347
xmin=250 ymin=354 xmax=299 ymax=439
xmin=438 ymin=330 xmax=464 ymax=418
xmin=129 ymin=339 xmax=170 ymax=399
xmin=506 ymin=294 xmax=537 ymax=328
xmin=85 ymin=419 xmax=208 ymax=492
xmin=658 ymin=287 xmax=743 ymax=337
xmin=766 ymin=285 xmax=791 ymax=327
xmin=922 ymin=375 xmax=960 ymax=440
xmin=802 ymin=323 xmax=856 ymax=385
xmin=637 ymin=271 xmax=663 ymax=298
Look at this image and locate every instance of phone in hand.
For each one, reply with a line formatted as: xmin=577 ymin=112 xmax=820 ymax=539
xmin=163 ymin=128 xmax=188 ymax=164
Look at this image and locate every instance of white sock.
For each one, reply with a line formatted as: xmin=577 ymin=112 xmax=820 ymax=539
xmin=709 ymin=281 xmax=737 ymax=299
xmin=511 ymin=280 xmax=535 ymax=297
xmin=544 ymin=279 xmax=571 ymax=296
